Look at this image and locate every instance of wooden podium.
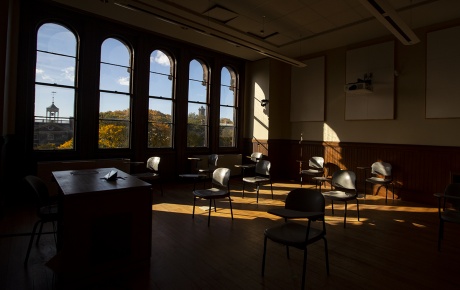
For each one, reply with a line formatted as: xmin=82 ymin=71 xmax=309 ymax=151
xmin=49 ymin=168 xmax=152 ymax=288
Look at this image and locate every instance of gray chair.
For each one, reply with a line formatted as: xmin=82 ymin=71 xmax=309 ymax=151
xmin=235 ymin=152 xmax=263 ymax=178
xmin=247 ymin=152 xmax=263 ymax=162
xmin=300 ymin=157 xmax=324 ymax=187
xmin=198 ymin=154 xmax=219 ymax=179
xmin=242 ymin=159 xmax=273 ymax=203
xmin=132 ymin=156 xmax=163 ymax=195
xmin=365 ymin=161 xmax=394 ymax=203
xmin=322 ymin=170 xmax=359 ymax=228
xmin=24 ymin=175 xmax=58 ymax=265
xmin=262 ymin=188 xmax=329 ymax=290
xmin=434 ymin=183 xmax=460 ymax=251
xmin=192 ymin=168 xmax=233 ymax=226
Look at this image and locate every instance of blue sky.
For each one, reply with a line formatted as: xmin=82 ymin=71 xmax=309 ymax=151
xmin=34 ymin=23 xmax=234 ymax=121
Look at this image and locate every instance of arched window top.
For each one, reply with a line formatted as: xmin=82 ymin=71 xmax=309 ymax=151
xmin=150 ymin=49 xmax=173 ymax=77
xmin=37 ymin=22 xmax=76 ymax=57
xmin=189 ymin=59 xmax=208 ymax=84
xmin=101 ymin=38 xmax=131 ymax=67
xmin=221 ymin=66 xmax=236 ymax=87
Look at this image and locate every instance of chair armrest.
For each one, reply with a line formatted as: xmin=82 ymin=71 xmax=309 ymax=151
xmin=434 ymin=193 xmax=460 ymax=200
xmin=433 ymin=193 xmax=443 ymax=198
xmin=267 ymin=208 xmax=324 ymax=220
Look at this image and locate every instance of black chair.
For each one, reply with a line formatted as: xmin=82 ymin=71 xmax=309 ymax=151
xmin=242 ymin=159 xmax=273 ymax=203
xmin=434 ymin=183 xmax=460 ymax=251
xmin=262 ymin=188 xmax=329 ymax=290
xmin=132 ymin=156 xmax=163 ymax=195
xmin=364 ymin=161 xmax=394 ymax=202
xmin=23 ymin=175 xmax=59 ymax=265
xmin=234 ymin=152 xmax=263 ymax=178
xmin=299 ymin=156 xmax=324 ymax=187
xmin=192 ymin=168 xmax=233 ymax=226
xmin=322 ymin=170 xmax=359 ymax=228
xmin=198 ymin=154 xmax=219 ymax=184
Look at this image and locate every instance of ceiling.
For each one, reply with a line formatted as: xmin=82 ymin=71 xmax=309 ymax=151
xmin=51 ymin=0 xmax=460 ymax=66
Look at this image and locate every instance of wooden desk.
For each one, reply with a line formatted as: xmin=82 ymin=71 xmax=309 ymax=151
xmin=50 ymin=167 xmax=152 ymax=284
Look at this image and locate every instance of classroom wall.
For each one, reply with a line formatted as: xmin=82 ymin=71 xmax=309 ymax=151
xmin=259 ymin=20 xmax=460 ymax=147
xmin=244 ymin=19 xmax=460 ymax=205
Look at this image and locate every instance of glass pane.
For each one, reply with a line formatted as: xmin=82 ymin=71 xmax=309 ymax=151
xmin=98 ymin=120 xmax=130 ymax=148
xmin=33 ymin=121 xmax=75 ymax=150
xmin=100 ymin=63 xmax=130 ymax=93
xmin=35 ymin=85 xmax=75 ymax=118
xmin=188 ymin=103 xmax=207 ymax=125
xmin=219 ymin=126 xmax=235 ymax=147
xmin=220 ymin=106 xmax=235 ymax=124
xmin=187 ymin=124 xmax=207 ymax=147
xmin=149 ymin=72 xmax=172 ymax=98
xmin=148 ymin=99 xmax=172 ymax=122
xmin=188 ymin=80 xmax=207 ymax=102
xmin=99 ymin=92 xmax=130 ymax=120
xmin=34 ymin=86 xmax=75 ymax=150
xmin=221 ymin=67 xmax=231 ymax=86
xmin=220 ymin=85 xmax=235 ymax=106
xmin=37 ymin=23 xmax=76 ymax=56
xmin=101 ymin=38 xmax=130 ymax=67
xmin=150 ymin=50 xmax=171 ymax=75
xmin=189 ymin=59 xmax=204 ymax=81
xmin=148 ymin=122 xmax=172 ymax=148
xmin=36 ymin=52 xmax=76 ymax=86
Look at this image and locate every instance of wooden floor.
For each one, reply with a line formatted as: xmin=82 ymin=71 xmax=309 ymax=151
xmin=1 ymin=177 xmax=460 ymax=290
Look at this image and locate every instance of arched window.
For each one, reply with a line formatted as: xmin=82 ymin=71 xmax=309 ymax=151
xmin=34 ymin=22 xmax=77 ymax=150
xmin=148 ymin=50 xmax=174 ymax=148
xmin=219 ymin=66 xmax=238 ymax=147
xmin=98 ymin=38 xmax=132 ymax=149
xmin=187 ymin=59 xmax=209 ymax=147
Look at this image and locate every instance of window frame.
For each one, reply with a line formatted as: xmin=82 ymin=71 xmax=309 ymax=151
xmin=186 ymin=58 xmax=210 ymax=148
xmin=219 ymin=65 xmax=238 ymax=148
xmin=147 ymin=49 xmax=176 ymax=149
xmin=98 ymin=37 xmax=133 ymax=149
xmin=32 ymin=22 xmax=79 ymax=151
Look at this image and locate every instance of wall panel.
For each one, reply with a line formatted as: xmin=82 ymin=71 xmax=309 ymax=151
xmin=266 ymin=139 xmax=460 ymax=206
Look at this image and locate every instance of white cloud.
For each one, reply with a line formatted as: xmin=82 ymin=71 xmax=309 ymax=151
xmin=117 ymin=76 xmax=130 ymax=86
xmin=151 ymin=51 xmax=170 ymax=66
xmin=36 ymin=68 xmax=54 ymax=82
xmin=61 ymin=66 xmax=75 ymax=82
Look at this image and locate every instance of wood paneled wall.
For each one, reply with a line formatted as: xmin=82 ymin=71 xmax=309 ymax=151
xmin=256 ymin=139 xmax=460 ymax=206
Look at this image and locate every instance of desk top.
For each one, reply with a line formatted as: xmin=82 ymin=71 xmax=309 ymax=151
xmin=52 ymin=167 xmax=151 ymax=196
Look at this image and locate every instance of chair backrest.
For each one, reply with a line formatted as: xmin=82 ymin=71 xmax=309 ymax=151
xmin=309 ymin=156 xmax=324 ymax=169
xmin=371 ymin=161 xmax=392 ymax=177
xmin=208 ymin=154 xmax=219 ymax=168
xmin=24 ymin=175 xmax=50 ymax=207
xmin=443 ymin=183 xmax=460 ymax=211
xmin=285 ymin=188 xmax=325 ymax=215
xmin=146 ymin=156 xmax=160 ymax=172
xmin=255 ymin=160 xmax=271 ymax=176
xmin=250 ymin=152 xmax=263 ymax=162
xmin=212 ymin=167 xmax=231 ymax=188
xmin=331 ymin=170 xmax=356 ymax=191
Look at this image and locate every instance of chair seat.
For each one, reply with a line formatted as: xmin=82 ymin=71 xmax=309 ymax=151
xmin=243 ymin=176 xmax=270 ymax=183
xmin=268 ymin=208 xmax=324 ymax=220
xmin=441 ymin=211 xmax=460 ymax=223
xmin=366 ymin=177 xmax=391 ymax=185
xmin=235 ymin=164 xmax=256 ymax=169
xmin=133 ymin=172 xmax=160 ymax=179
xmin=322 ymin=190 xmax=356 ymax=201
xmin=193 ymin=188 xmax=229 ymax=199
xmin=264 ymin=221 xmax=324 ymax=248
xmin=313 ymin=176 xmax=331 ymax=181
xmin=38 ymin=204 xmax=59 ymax=220
xmin=301 ymin=169 xmax=323 ymax=175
